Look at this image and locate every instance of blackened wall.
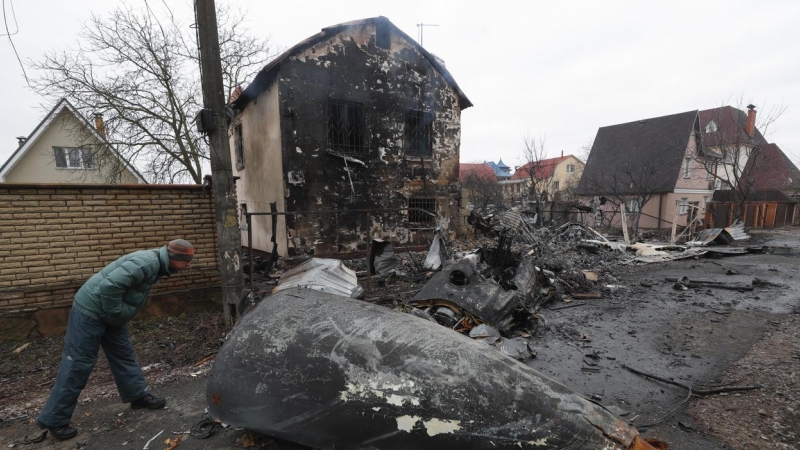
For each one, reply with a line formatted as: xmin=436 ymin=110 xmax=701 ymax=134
xmin=274 ymin=23 xmax=463 ymax=255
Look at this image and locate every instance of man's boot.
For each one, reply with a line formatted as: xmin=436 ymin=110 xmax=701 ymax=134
xmin=131 ymin=393 xmax=166 ymax=410
xmin=37 ymin=421 xmax=78 ymax=441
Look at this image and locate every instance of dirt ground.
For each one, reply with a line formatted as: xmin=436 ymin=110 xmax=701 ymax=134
xmin=1 ymin=228 xmax=798 ymax=449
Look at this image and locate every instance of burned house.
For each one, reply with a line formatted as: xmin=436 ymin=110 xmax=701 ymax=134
xmin=228 ymin=17 xmax=472 ymax=256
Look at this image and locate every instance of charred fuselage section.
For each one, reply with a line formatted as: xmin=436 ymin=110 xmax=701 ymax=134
xmin=207 ymin=288 xmax=652 ymax=449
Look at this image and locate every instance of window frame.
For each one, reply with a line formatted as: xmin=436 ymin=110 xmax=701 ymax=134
xmin=327 ymin=99 xmax=368 ymax=155
xmin=683 ymin=158 xmax=691 ymax=178
xmin=679 ymin=197 xmax=688 ymax=215
xmin=408 ymin=197 xmax=437 ymax=227
xmin=625 ymin=198 xmax=640 ymax=213
xmin=54 ymin=146 xmax=94 ymax=170
xmin=240 ymin=203 xmax=248 ymax=231
xmin=404 ymin=109 xmax=434 ymax=157
xmin=566 ymin=164 xmax=575 ymax=173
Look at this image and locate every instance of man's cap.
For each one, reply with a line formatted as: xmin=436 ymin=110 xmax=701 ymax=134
xmin=167 ymin=239 xmax=194 ymax=261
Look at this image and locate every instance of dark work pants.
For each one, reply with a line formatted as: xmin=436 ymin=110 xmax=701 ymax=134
xmin=37 ymin=307 xmax=147 ymax=428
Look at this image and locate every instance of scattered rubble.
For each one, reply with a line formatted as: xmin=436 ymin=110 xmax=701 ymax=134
xmin=221 ymin=208 xmax=789 ymax=449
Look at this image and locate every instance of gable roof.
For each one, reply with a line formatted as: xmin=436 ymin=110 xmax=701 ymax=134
xmin=698 ymin=106 xmax=767 ymax=148
xmin=577 ymin=110 xmax=699 ymax=195
xmin=742 ymin=143 xmax=800 ymax=192
xmin=459 ymin=163 xmax=497 ymax=183
xmin=0 ymin=98 xmax=147 ymax=183
xmin=230 ymin=16 xmax=472 ymax=112
xmin=511 ymin=156 xmax=570 ymax=181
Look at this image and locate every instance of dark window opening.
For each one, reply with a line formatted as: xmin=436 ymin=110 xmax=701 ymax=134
xmin=327 ymin=99 xmax=367 ymax=154
xmin=235 ymin=124 xmax=245 ymax=170
xmin=404 ymin=110 xmax=433 ymax=157
xmin=376 ymin=22 xmax=390 ymax=49
xmin=408 ymin=198 xmax=436 ymax=225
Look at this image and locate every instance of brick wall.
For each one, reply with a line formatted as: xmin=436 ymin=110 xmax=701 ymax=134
xmin=0 ymin=184 xmax=221 ymax=315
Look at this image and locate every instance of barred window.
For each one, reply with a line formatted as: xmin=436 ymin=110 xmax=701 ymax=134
xmin=408 ymin=198 xmax=436 ymax=225
xmin=404 ymin=110 xmax=433 ymax=157
xmin=327 ymin=99 xmax=367 ymax=154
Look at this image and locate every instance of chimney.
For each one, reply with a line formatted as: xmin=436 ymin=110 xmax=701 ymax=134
xmin=561 ymin=150 xmax=563 ymax=157
xmin=16 ymin=136 xmax=27 ymax=148
xmin=94 ymin=113 xmax=106 ymax=138
xmin=745 ymin=104 xmax=756 ymax=136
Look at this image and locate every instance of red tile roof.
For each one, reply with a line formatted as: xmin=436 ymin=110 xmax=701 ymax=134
xmin=459 ymin=163 xmax=497 ymax=183
xmin=511 ymin=156 xmax=569 ymax=180
xmin=698 ymin=106 xmax=767 ymax=147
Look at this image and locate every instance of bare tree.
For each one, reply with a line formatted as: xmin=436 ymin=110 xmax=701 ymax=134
xmin=689 ymin=101 xmax=785 ymax=217
xmin=461 ymin=172 xmax=504 ymax=213
xmin=581 ymin=160 xmax=661 ymax=237
xmin=29 ymin=2 xmax=274 ymax=184
xmin=577 ymin=139 xmax=593 ymax=163
xmin=518 ymin=136 xmax=555 ymax=220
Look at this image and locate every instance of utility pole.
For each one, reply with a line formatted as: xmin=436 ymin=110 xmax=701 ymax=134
xmin=194 ymin=0 xmax=244 ymax=327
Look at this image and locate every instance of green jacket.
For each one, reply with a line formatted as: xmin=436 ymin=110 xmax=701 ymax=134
xmin=73 ymin=246 xmax=172 ymax=326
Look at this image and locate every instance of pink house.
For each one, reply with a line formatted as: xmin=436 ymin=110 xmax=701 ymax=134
xmin=577 ymin=106 xmax=768 ymax=231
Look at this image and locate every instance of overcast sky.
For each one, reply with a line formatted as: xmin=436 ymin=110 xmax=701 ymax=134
xmin=2 ymin=0 xmax=799 ymax=173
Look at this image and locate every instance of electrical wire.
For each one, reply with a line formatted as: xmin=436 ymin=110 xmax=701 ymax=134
xmin=2 ymin=0 xmax=29 ymax=84
xmin=0 ymin=0 xmax=17 ymax=36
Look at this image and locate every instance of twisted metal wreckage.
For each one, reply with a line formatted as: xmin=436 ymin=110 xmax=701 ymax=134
xmin=207 ymin=211 xmax=666 ymax=449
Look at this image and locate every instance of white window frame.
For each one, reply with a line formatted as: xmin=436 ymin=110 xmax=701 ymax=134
xmin=626 ymin=199 xmax=640 ymax=213
xmin=679 ymin=198 xmax=688 ymax=215
xmin=239 ymin=203 xmax=248 ymax=230
xmin=566 ymin=164 xmax=575 ymax=173
xmin=552 ymin=181 xmax=559 ymax=190
xmin=683 ymin=158 xmax=691 ymax=178
xmin=54 ymin=147 xmax=94 ymax=170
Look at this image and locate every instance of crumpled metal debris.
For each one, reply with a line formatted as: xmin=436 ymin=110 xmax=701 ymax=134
xmin=272 ymin=258 xmax=365 ymax=298
xmin=688 ymin=228 xmax=735 ymax=246
xmin=469 ymin=209 xmax=540 ymax=245
xmin=369 ymin=240 xmax=399 ymax=275
xmin=407 ymin=257 xmax=552 ymax=335
xmin=207 ymin=287 xmax=660 ymax=450
xmin=423 ymin=235 xmax=444 ymax=271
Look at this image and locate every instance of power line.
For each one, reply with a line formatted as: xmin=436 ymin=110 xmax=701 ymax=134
xmin=0 ymin=0 xmax=17 ymax=37
xmin=2 ymin=0 xmax=29 ymax=85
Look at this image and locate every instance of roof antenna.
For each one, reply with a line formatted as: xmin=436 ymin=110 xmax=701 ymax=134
xmin=416 ymin=23 xmax=439 ymax=46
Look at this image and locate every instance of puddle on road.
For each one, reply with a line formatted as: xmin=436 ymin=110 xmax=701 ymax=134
xmin=767 ymin=246 xmax=800 ymax=256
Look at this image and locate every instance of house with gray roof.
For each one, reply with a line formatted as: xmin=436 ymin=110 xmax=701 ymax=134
xmin=578 ymin=105 xmax=774 ymax=231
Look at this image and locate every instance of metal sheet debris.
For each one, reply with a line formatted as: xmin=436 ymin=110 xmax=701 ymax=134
xmin=689 ymin=228 xmax=734 ymax=246
xmin=272 ymin=258 xmax=364 ymax=298
xmin=207 ymin=287 xmax=655 ymax=450
xmin=423 ymin=235 xmax=444 ymax=271
xmin=369 ymin=240 xmax=399 ymax=275
xmin=725 ymin=219 xmax=750 ymax=241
